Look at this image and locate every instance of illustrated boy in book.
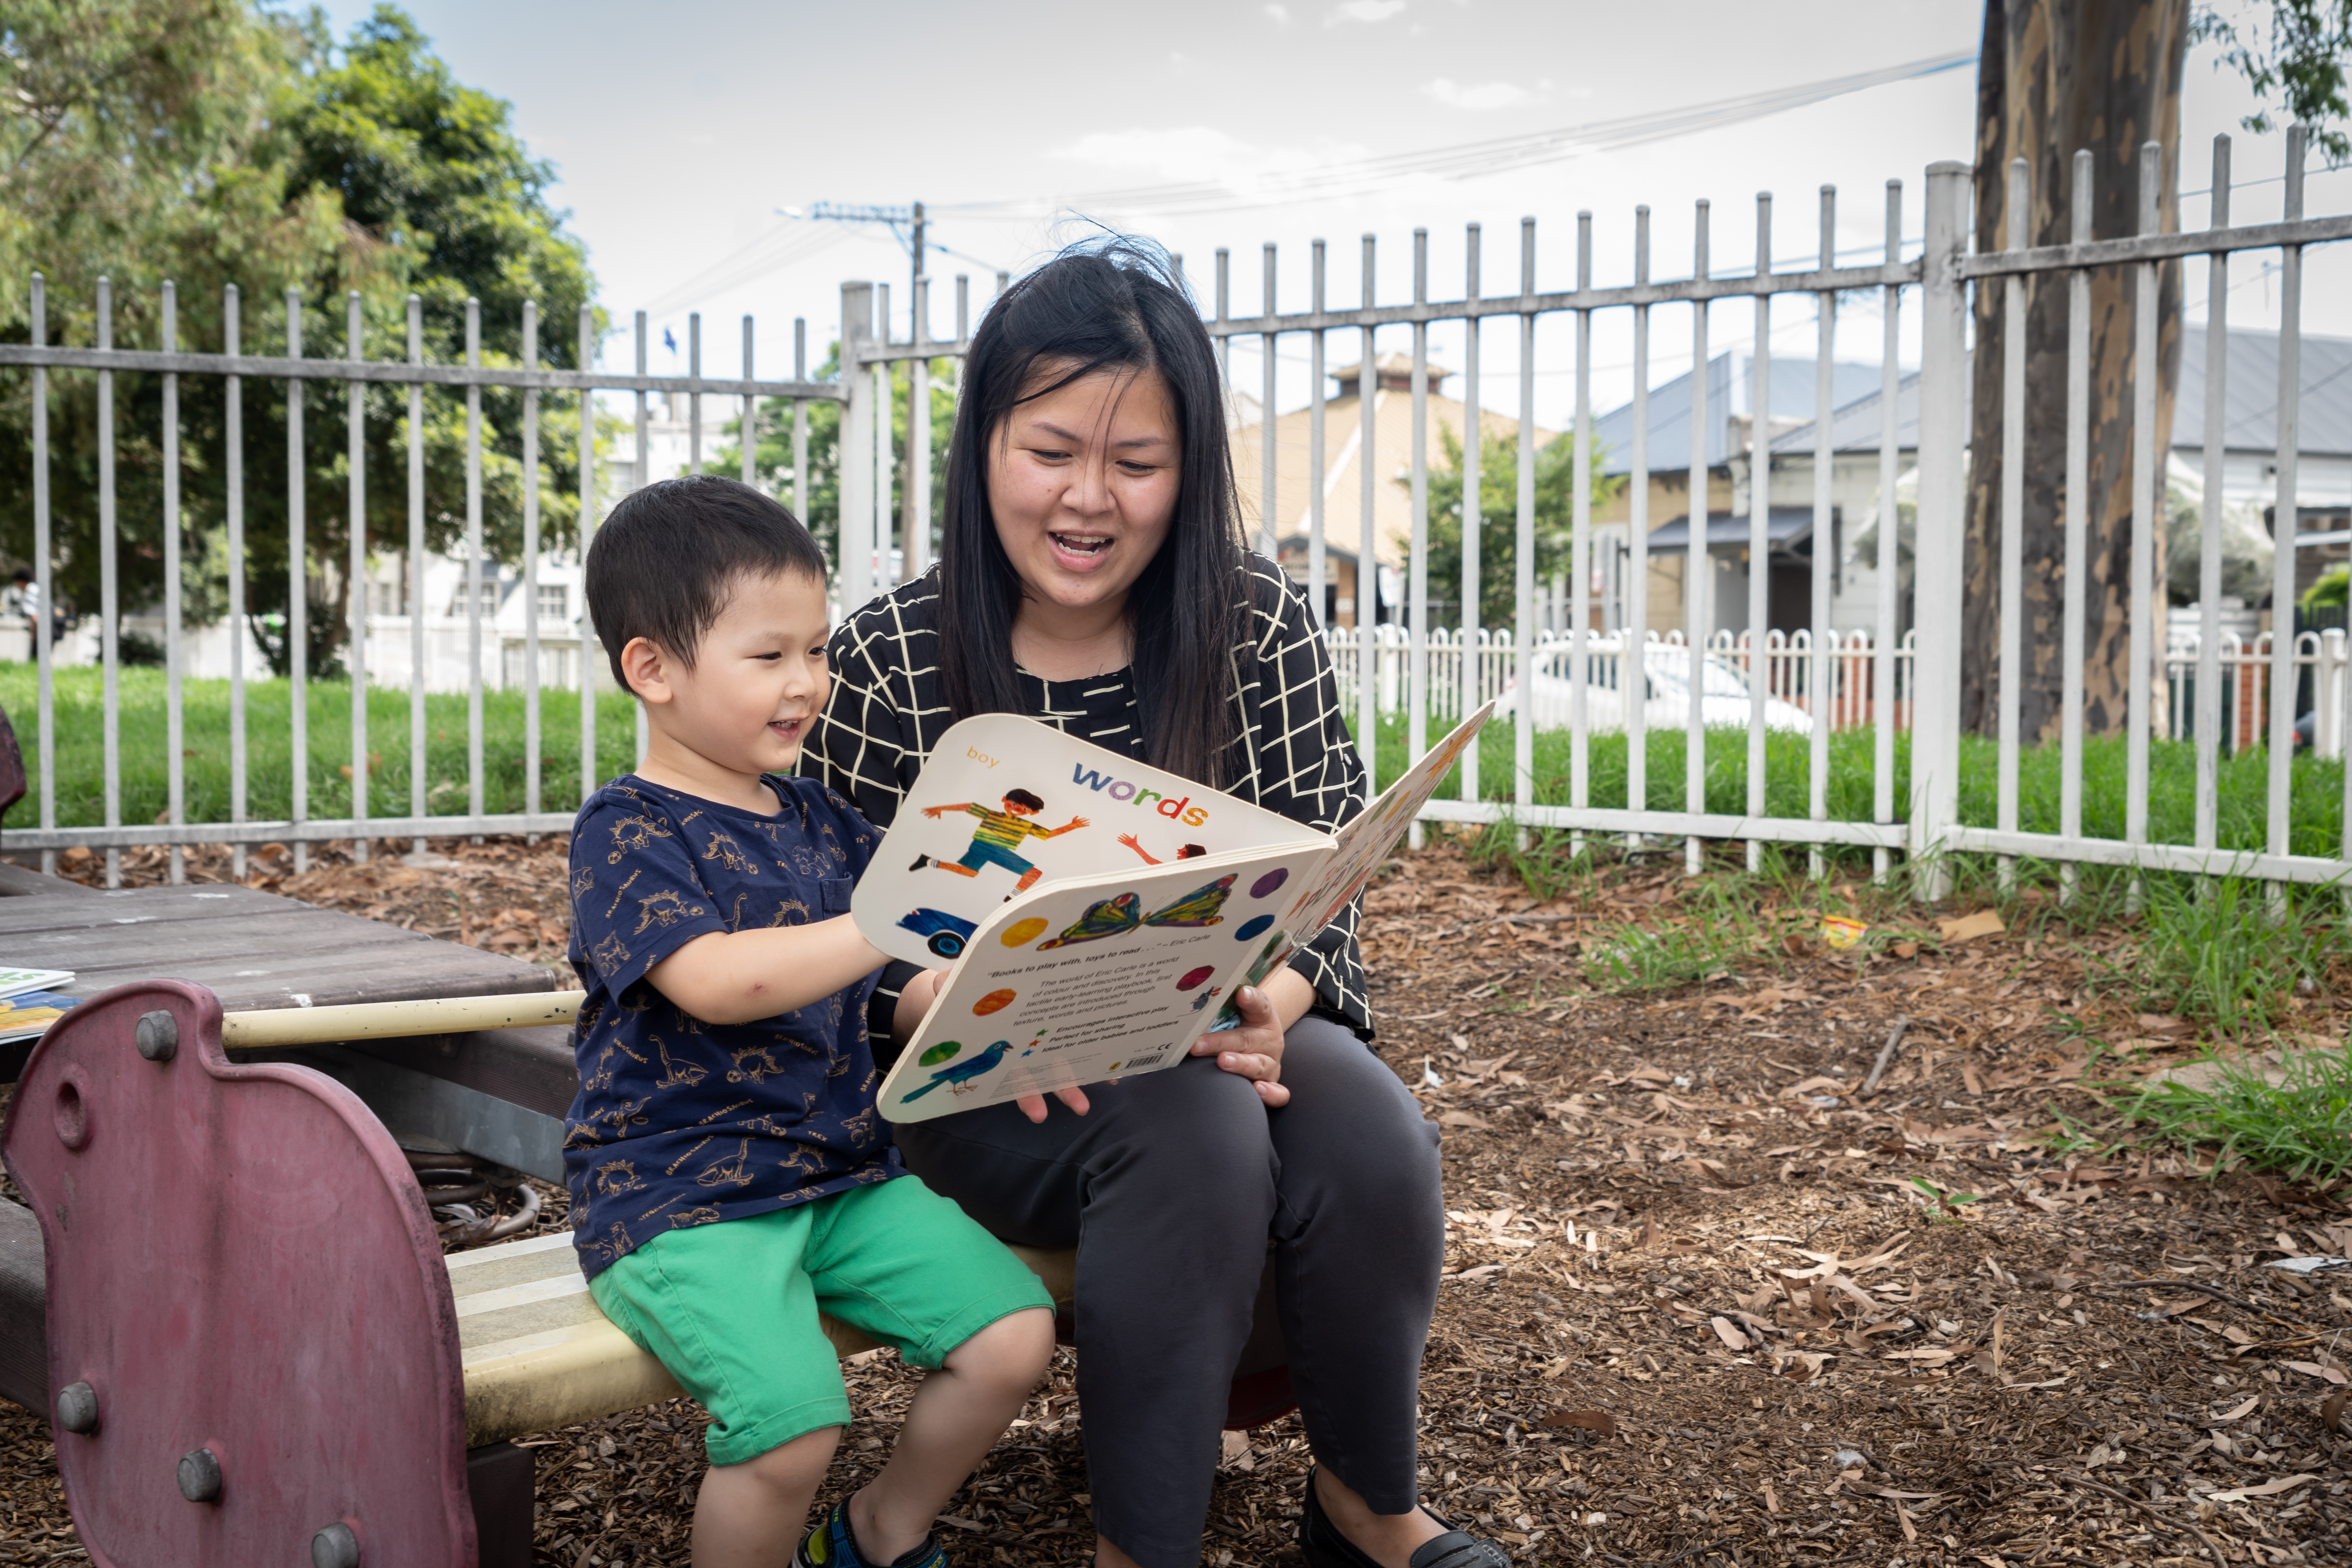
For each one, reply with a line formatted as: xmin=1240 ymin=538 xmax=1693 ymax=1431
xmin=565 ymin=475 xmax=1053 ymax=1568
xmin=910 ymin=788 xmax=1087 ymax=894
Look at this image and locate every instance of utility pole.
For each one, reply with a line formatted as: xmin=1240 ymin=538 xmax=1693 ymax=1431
xmin=794 ymin=201 xmax=955 ymax=584
xmin=911 ymin=201 xmax=926 ymax=307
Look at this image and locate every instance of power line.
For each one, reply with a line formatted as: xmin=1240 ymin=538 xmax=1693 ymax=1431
xmin=933 ymin=50 xmax=1975 ymax=220
xmin=637 ymin=225 xmax=853 ymax=321
xmin=636 ymin=49 xmax=1969 ymax=319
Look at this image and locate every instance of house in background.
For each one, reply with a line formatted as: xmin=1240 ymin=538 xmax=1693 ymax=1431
xmin=1755 ymin=325 xmax=2352 ymax=641
xmin=1229 ymin=354 xmax=1552 ymax=628
xmin=1588 ymin=350 xmax=1889 ymax=642
xmin=1584 ymin=327 xmax=2352 ymax=646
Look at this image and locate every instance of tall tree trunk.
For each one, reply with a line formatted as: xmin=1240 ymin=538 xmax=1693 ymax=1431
xmin=1962 ymin=0 xmax=2189 ymax=741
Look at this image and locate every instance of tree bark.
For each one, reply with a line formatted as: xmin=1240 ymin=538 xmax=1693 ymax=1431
xmin=1962 ymin=0 xmax=2189 ymax=741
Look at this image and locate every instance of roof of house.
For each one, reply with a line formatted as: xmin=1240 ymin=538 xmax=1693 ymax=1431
xmin=1232 ymin=371 xmax=1550 ymax=571
xmin=2175 ymin=327 xmax=2352 ymax=456
xmin=1647 ymin=508 xmax=1819 ymax=553
xmin=1593 ymin=352 xmax=1886 ymax=477
xmin=1758 ymin=327 xmax=2352 ymax=459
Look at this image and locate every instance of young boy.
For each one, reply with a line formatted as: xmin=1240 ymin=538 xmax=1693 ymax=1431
xmin=566 ymin=475 xmax=1055 ymax=1568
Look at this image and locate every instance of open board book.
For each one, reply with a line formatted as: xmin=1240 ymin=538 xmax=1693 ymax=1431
xmin=860 ymin=701 xmax=1492 ymax=1123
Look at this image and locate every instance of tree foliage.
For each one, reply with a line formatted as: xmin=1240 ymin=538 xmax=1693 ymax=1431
xmin=2193 ymin=1 xmax=2352 ymax=162
xmin=719 ymin=351 xmax=955 ymax=570
xmin=0 ymin=3 xmax=598 ymax=676
xmin=1416 ymin=424 xmax=1620 ymax=631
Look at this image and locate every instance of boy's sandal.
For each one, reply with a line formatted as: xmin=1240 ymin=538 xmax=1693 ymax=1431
xmin=1300 ymin=1466 xmax=1513 ymax=1568
xmin=795 ymin=1497 xmax=949 ymax=1568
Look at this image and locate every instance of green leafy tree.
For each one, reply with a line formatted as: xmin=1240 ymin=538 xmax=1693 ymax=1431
xmin=1 ymin=0 xmax=346 ymax=649
xmin=716 ymin=350 xmax=955 ymax=572
xmin=1414 ymin=425 xmax=1620 ymax=631
xmin=0 ymin=3 xmax=599 ymax=677
xmin=245 ymin=4 xmax=598 ymax=676
xmin=2194 ymin=1 xmax=2352 ymax=162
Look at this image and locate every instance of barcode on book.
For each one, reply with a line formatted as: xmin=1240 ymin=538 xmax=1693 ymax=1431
xmin=1123 ymin=1051 xmax=1168 ymax=1071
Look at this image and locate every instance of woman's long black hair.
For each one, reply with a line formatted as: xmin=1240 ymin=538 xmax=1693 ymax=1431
xmin=935 ymin=238 xmax=1246 ymax=789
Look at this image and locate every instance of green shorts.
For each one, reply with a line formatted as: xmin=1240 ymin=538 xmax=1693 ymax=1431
xmin=586 ymin=1175 xmax=1054 ymax=1465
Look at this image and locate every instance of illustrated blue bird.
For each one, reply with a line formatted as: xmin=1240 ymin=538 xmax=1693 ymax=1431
xmin=897 ymin=1040 xmax=1012 ymax=1103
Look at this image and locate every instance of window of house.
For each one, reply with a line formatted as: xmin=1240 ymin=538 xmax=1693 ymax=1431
xmin=448 ymin=579 xmax=500 ymax=617
xmin=536 ymin=584 xmax=568 ymax=622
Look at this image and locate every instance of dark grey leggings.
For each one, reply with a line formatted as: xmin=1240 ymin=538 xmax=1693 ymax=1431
xmin=891 ymin=1016 xmax=1445 ymax=1568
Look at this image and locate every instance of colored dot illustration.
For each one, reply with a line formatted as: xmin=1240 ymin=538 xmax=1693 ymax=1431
xmin=1249 ymin=867 xmax=1290 ymax=900
xmin=973 ymin=989 xmax=1017 ymax=1016
xmin=1236 ymin=914 xmax=1274 ymax=942
xmin=1176 ymin=966 xmax=1215 ymax=991
xmin=918 ymin=1040 xmax=962 ymax=1067
xmin=1002 ymin=916 xmax=1049 ymax=947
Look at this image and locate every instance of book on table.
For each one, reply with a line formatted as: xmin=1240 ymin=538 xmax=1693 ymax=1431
xmin=860 ymin=702 xmax=1494 ymax=1122
xmin=0 ymin=967 xmax=73 ymax=1002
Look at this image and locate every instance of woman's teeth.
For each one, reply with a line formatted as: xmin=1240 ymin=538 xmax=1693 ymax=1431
xmin=1051 ymin=533 xmax=1110 ymax=555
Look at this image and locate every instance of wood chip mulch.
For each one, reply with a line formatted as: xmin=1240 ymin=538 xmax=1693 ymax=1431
xmin=2 ymin=835 xmax=2347 ymax=1567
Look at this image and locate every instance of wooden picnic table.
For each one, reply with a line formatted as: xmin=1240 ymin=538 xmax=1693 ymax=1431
xmin=0 ymin=860 xmax=560 ymax=1083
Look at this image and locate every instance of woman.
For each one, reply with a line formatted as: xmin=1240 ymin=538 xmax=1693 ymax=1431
xmin=801 ymin=242 xmax=1503 ymax=1568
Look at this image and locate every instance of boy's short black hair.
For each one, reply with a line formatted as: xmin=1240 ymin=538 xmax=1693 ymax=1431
xmin=1003 ymin=788 xmax=1045 ymax=812
xmin=585 ymin=475 xmax=829 ymax=691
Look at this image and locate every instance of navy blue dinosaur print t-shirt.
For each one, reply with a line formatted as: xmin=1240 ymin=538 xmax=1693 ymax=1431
xmin=562 ymin=773 xmax=900 ymax=1278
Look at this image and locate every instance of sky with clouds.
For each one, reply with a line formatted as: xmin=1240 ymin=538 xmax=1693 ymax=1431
xmin=315 ymin=0 xmax=2352 ymax=427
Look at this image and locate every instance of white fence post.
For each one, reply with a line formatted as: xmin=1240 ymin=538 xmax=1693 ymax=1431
xmin=1909 ymin=160 xmax=1971 ymax=900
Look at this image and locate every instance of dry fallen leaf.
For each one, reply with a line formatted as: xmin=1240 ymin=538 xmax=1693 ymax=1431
xmin=1541 ymin=1409 xmax=1617 ymax=1436
xmin=1935 ymin=909 xmax=2006 ymax=943
xmin=1437 ymin=1111 xmax=1490 ymax=1130
xmin=2323 ymin=1388 xmax=2348 ymax=1433
xmin=2207 ymin=1474 xmax=2319 ymax=1503
xmin=1710 ymin=1316 xmax=1749 ymax=1351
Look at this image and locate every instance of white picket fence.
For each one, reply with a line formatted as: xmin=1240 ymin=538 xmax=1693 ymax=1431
xmin=1325 ymin=623 xmax=2352 ymax=763
xmin=1326 ymin=626 xmax=1918 ymax=736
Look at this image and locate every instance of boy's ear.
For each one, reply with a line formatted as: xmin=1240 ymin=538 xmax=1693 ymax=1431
xmin=619 ymin=635 xmax=675 ymax=704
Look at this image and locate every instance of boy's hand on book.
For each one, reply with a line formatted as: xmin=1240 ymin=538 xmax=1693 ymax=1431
xmin=890 ymin=967 xmax=951 ymax=1044
xmin=1190 ymin=985 xmax=1289 ymax=1107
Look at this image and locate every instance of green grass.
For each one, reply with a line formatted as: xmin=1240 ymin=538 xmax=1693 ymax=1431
xmin=0 ymin=664 xmax=642 ymax=826
xmin=2092 ymin=871 xmax=2347 ymax=1037
xmin=2121 ymin=1046 xmax=2352 ymax=1183
xmin=7 ymin=662 xmax=2347 ymax=863
xmin=1374 ymin=714 xmax=2349 ymax=860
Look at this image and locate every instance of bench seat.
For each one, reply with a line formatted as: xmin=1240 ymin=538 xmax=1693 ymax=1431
xmin=450 ymin=1231 xmax=1077 ymax=1448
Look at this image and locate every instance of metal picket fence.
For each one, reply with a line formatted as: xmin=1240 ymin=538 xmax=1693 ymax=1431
xmin=0 ymin=289 xmax=838 ymax=883
xmin=9 ymin=124 xmax=2352 ymax=898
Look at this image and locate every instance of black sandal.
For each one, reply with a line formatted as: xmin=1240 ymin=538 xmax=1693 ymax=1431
xmin=1299 ymin=1466 xmax=1514 ymax=1568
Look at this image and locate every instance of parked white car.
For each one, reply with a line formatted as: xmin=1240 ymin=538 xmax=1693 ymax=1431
xmin=1492 ymin=646 xmax=1815 ymax=735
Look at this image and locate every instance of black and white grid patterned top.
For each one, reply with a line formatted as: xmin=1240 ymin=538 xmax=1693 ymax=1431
xmin=800 ymin=554 xmax=1373 ymax=1043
